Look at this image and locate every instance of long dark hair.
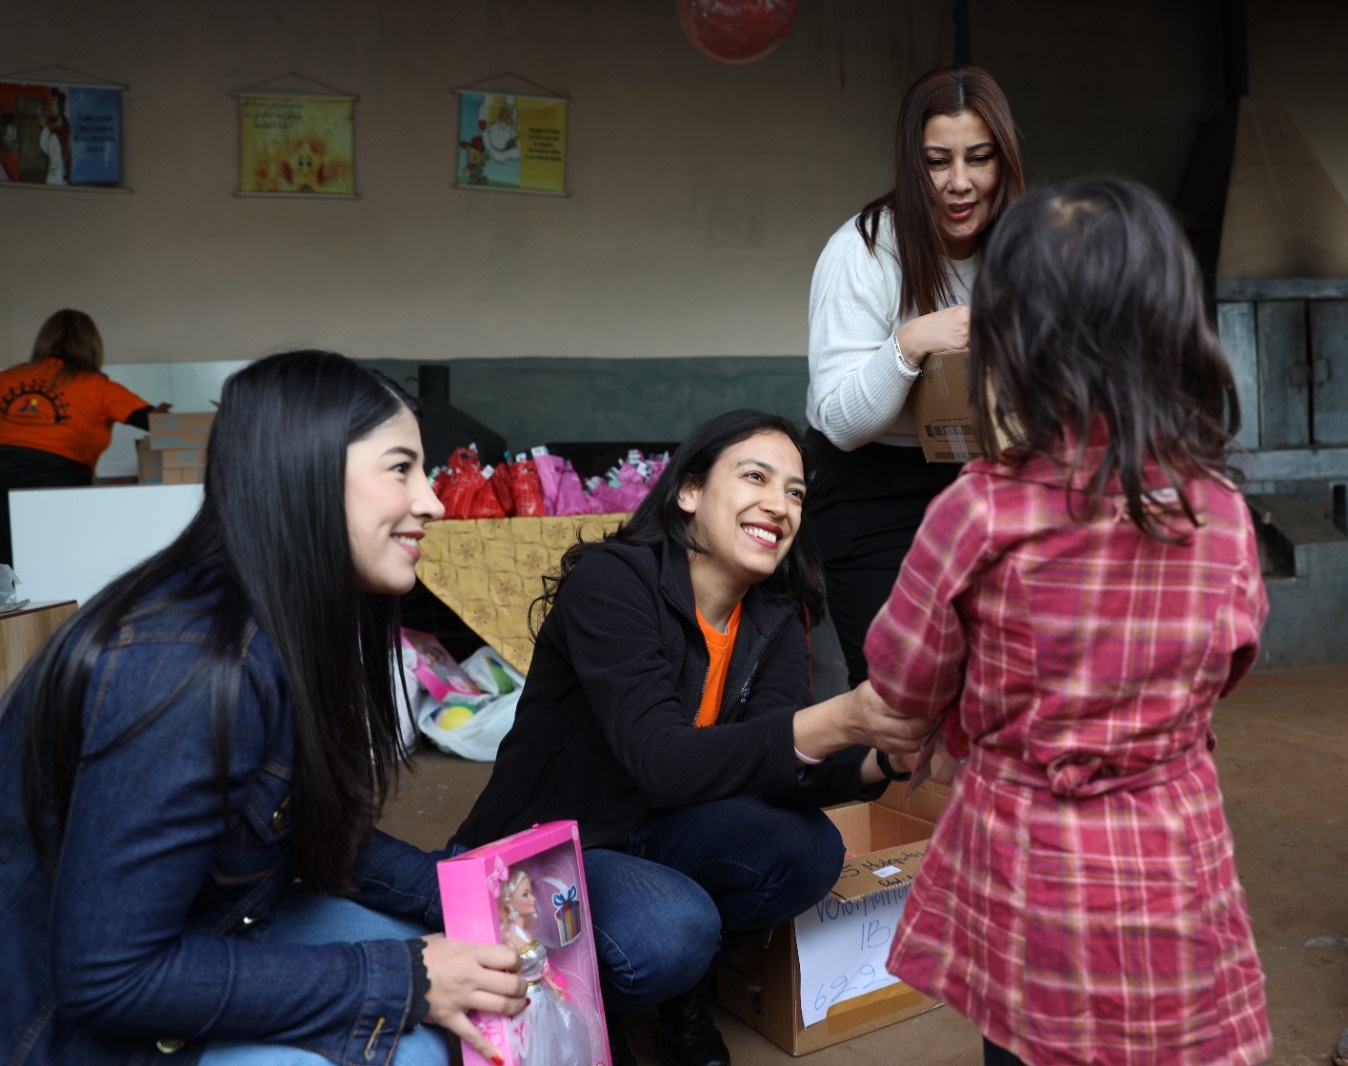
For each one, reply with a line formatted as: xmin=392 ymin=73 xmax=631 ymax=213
xmin=969 ymin=175 xmax=1243 ymax=541
xmin=11 ymin=350 xmax=416 ymax=892
xmin=857 ymin=65 xmax=1024 ymax=317
xmin=531 ymin=410 xmax=826 ymax=631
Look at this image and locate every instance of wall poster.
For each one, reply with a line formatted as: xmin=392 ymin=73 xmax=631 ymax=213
xmin=0 ymin=69 xmax=124 ymax=189
xmin=455 ymin=85 xmax=568 ymax=195
xmin=233 ymin=74 xmax=357 ymax=197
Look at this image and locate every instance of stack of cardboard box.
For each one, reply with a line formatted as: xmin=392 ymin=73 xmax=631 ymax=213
xmin=137 ymin=412 xmax=215 ymax=484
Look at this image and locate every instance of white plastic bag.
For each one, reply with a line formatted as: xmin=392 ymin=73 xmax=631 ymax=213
xmin=417 ymin=686 xmax=521 ymax=761
xmin=459 ymin=645 xmax=525 ymax=697
xmin=416 ymin=645 xmax=525 ymax=761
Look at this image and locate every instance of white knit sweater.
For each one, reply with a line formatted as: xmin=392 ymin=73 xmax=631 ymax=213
xmin=806 ymin=210 xmax=977 ymax=450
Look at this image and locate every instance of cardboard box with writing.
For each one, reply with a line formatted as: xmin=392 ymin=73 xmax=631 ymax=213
xmin=717 ymin=780 xmax=950 ymax=1055
xmin=908 ymin=348 xmax=1017 ymax=463
xmin=137 ymin=412 xmax=215 ymax=485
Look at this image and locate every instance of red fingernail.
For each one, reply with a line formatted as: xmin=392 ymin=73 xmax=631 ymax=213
xmin=492 ymin=1057 xmax=504 ymax=1065
xmin=525 ymin=997 xmax=532 ymax=1006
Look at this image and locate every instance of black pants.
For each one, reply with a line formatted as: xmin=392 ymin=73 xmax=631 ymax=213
xmin=984 ymin=1037 xmax=1029 ymax=1065
xmin=804 ymin=430 xmax=960 ymax=688
xmin=0 ymin=445 xmax=92 ymax=567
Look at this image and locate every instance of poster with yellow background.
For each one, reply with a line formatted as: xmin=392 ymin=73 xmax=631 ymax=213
xmin=237 ymin=94 xmax=354 ymax=196
xmin=456 ymin=91 xmax=567 ymax=194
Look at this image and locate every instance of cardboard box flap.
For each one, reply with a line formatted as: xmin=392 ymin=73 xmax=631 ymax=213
xmin=908 ymin=349 xmax=1020 ymax=463
xmin=875 ymin=778 xmax=951 ymax=824
xmin=829 ymin=779 xmax=950 ymax=855
xmin=147 ymin=411 xmax=215 ymax=451
xmin=830 ymin=839 xmax=928 ymax=902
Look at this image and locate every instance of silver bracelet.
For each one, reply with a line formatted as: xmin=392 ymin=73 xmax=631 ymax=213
xmin=793 ymin=745 xmax=824 ymax=766
xmin=893 ymin=333 xmax=922 ymax=375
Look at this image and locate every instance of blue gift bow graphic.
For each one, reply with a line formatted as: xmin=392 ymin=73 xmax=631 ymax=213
xmin=552 ymin=884 xmax=578 ymax=909
xmin=538 ymin=875 xmax=583 ymax=946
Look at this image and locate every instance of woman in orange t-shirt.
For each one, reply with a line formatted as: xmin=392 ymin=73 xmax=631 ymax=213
xmin=0 ymin=309 xmax=168 ymax=565
xmin=453 ymin=409 xmax=929 ymax=1066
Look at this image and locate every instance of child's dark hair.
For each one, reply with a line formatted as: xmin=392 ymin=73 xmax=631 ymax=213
xmin=531 ymin=409 xmax=825 ymax=631
xmin=969 ymin=174 xmax=1243 ymax=540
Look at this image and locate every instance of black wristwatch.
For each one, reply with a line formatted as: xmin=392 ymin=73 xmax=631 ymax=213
xmin=875 ymin=750 xmax=912 ymax=782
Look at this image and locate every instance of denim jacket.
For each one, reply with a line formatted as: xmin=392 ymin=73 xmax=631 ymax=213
xmin=0 ymin=592 xmax=446 ymax=1066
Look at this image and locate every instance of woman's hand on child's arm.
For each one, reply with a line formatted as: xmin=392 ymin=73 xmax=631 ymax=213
xmin=845 ymin=680 xmax=931 ymax=754
xmin=864 ymin=721 xmax=966 ymax=787
xmin=420 ymin=933 xmax=527 ymax=1060
xmin=792 ymin=680 xmax=928 ymax=765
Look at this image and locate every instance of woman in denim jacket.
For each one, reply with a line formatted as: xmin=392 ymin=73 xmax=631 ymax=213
xmin=0 ymin=351 xmax=526 ymax=1066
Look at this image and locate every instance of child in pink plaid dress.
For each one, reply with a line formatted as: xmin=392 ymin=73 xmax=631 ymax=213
xmin=864 ymin=175 xmax=1273 ymax=1066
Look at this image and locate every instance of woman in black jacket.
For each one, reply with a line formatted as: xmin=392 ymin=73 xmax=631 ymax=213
xmin=452 ymin=409 xmax=926 ymax=1066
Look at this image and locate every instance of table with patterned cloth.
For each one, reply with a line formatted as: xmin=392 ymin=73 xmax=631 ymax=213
xmin=416 ymin=514 xmax=630 ymax=675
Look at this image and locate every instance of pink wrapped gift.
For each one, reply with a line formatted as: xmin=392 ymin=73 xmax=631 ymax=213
xmin=400 ymin=628 xmax=481 ymax=703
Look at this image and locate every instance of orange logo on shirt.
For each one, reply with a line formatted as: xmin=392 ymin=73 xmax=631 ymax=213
xmin=1 ymin=382 xmax=71 ymax=424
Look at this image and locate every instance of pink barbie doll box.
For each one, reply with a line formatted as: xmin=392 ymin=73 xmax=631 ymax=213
xmin=438 ymin=821 xmax=610 ymax=1066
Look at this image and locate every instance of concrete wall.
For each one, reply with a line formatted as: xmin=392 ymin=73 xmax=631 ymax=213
xmin=4 ymin=1 xmax=1345 ymax=416
xmin=1247 ymin=0 xmax=1348 ymax=209
xmin=972 ymin=0 xmax=1348 ymax=210
xmin=969 ymin=0 xmax=1226 ymax=199
xmin=362 ymin=355 xmax=812 ymax=456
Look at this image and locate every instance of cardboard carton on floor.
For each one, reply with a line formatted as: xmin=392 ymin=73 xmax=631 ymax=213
xmin=717 ymin=780 xmax=950 ymax=1055
xmin=909 ymin=348 xmax=1019 ymax=463
xmin=138 ymin=412 xmax=215 ymax=484
xmin=135 ymin=437 xmax=163 ymax=484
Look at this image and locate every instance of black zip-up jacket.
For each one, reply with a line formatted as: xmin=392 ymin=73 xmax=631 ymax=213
xmin=451 ymin=539 xmax=881 ymax=850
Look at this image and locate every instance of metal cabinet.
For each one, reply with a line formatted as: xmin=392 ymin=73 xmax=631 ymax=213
xmin=1217 ymin=278 xmax=1348 ymax=477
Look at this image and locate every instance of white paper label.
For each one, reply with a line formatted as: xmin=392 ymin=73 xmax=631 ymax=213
xmin=793 ymin=882 xmax=912 ymax=1028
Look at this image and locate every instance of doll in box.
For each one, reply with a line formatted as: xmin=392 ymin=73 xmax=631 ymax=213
xmin=498 ymin=868 xmax=593 ymax=1066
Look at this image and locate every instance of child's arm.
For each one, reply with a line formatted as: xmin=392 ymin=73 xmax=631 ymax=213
xmin=864 ymin=476 xmax=989 ymax=722
xmin=1221 ymin=515 xmax=1269 ymax=697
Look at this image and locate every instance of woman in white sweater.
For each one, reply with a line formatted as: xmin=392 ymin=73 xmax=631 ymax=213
xmin=805 ymin=65 xmax=1024 ymax=687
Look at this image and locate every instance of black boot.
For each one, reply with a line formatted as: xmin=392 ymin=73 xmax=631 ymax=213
xmin=605 ymin=1008 xmax=638 ymax=1066
xmin=657 ymin=972 xmax=730 ymax=1066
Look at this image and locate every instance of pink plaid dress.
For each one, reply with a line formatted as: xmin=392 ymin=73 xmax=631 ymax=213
xmin=864 ymin=445 xmax=1272 ymax=1066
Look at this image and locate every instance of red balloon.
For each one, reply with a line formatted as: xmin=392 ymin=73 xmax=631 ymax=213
xmin=675 ymin=0 xmax=800 ymax=64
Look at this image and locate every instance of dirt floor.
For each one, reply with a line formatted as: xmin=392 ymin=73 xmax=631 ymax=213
xmin=380 ymin=661 xmax=1348 ymax=1066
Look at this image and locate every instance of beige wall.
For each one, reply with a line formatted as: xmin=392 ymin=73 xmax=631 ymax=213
xmin=6 ymin=2 xmax=1345 ymax=370
xmin=969 ymin=0 xmax=1224 ymax=199
xmin=1248 ymin=0 xmax=1348 ymax=207
xmin=0 ymin=0 xmax=952 ymax=364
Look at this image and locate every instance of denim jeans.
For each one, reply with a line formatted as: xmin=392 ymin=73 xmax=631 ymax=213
xmin=584 ymin=795 xmax=844 ymax=1013
xmin=199 ymin=894 xmax=450 ymax=1066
